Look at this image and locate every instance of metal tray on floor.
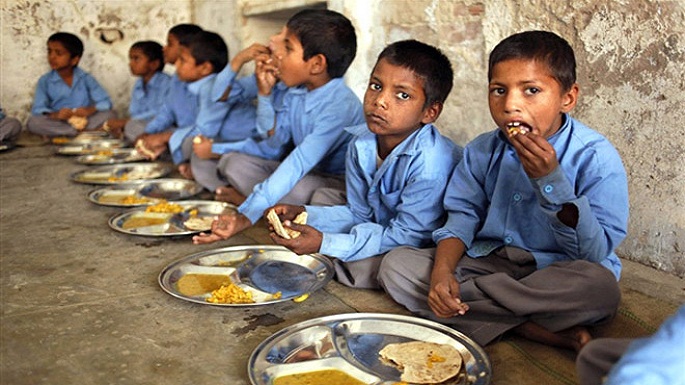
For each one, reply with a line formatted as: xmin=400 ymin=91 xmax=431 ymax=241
xmin=158 ymin=245 xmax=334 ymax=306
xmin=248 ymin=313 xmax=491 ymax=385
xmin=76 ymin=148 xmax=145 ymax=165
xmin=108 ymin=200 xmax=234 ymax=236
xmin=70 ymin=162 xmax=172 ymax=184
xmin=57 ymin=139 xmax=127 ymax=155
xmin=87 ymin=179 xmax=203 ymax=207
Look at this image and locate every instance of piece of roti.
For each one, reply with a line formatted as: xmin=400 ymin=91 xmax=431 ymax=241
xmin=183 ymin=216 xmax=215 ymax=231
xmin=266 ymin=209 xmax=307 ymax=239
xmin=379 ymin=341 xmax=462 ymax=384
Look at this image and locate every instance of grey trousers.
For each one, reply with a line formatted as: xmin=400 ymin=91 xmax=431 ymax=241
xmin=333 ymin=254 xmax=385 ymax=289
xmin=123 ymin=119 xmax=148 ymax=142
xmin=26 ymin=111 xmax=115 ymax=137
xmin=0 ymin=116 xmax=22 ymax=143
xmin=378 ymin=246 xmax=621 ymax=346
xmin=576 ymin=338 xmax=632 ymax=385
xmin=215 ymin=152 xmax=346 ymax=205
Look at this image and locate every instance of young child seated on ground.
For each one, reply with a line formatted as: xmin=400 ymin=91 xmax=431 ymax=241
xmin=378 ymin=30 xmax=629 ymax=352
xmin=0 ymin=105 xmax=22 ymax=147
xmin=265 ymin=40 xmax=463 ymax=289
xmin=192 ymin=9 xmax=364 ymax=245
xmin=576 ymin=305 xmax=685 ymax=385
xmin=104 ymin=41 xmax=171 ymax=141
xmin=136 ymin=24 xmax=203 ymax=159
xmin=27 ymin=32 xmax=115 ymax=138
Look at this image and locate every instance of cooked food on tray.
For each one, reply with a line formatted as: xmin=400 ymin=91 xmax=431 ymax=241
xmin=273 ymin=369 xmax=367 ymax=385
xmin=267 ymin=209 xmax=308 ymax=239
xmin=379 ymin=341 xmax=463 ymax=384
xmin=121 ymin=212 xmax=172 ymax=230
xmin=183 ymin=216 xmax=215 ymax=231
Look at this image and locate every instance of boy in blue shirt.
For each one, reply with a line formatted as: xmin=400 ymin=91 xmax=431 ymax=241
xmin=192 ymin=9 xmax=364 ymax=245
xmin=137 ymin=24 xmax=203 ymax=160
xmin=104 ymin=41 xmax=171 ymax=141
xmin=265 ymin=40 xmax=462 ymax=289
xmin=27 ymin=32 xmax=114 ymax=138
xmin=576 ymin=305 xmax=685 ymax=385
xmin=0 ymin=106 xmax=22 ymax=147
xmin=379 ymin=31 xmax=629 ymax=351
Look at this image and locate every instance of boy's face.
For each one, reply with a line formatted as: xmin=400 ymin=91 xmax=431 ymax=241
xmin=47 ymin=41 xmax=79 ymax=71
xmin=275 ymin=28 xmax=314 ymax=88
xmin=174 ymin=45 xmax=211 ymax=82
xmin=129 ymin=48 xmax=156 ymax=77
xmin=164 ymin=33 xmax=180 ymax=64
xmin=363 ymin=58 xmax=439 ymax=145
xmin=268 ymin=27 xmax=287 ymax=68
xmin=488 ymin=58 xmax=577 ymax=139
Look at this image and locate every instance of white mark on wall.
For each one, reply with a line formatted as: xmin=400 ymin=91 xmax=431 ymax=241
xmin=424 ymin=0 xmax=439 ymax=33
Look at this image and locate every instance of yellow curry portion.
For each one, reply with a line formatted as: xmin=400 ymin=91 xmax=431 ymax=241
xmin=273 ymin=369 xmax=367 ymax=385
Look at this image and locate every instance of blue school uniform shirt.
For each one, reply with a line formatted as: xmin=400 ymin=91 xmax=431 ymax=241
xmin=31 ymin=67 xmax=112 ymax=115
xmin=433 ymin=114 xmax=628 ymax=279
xmin=128 ymin=72 xmax=171 ymax=121
xmin=605 ymin=305 xmax=685 ymax=385
xmin=212 ymin=78 xmax=364 ymax=223
xmin=305 ymin=123 xmax=462 ymax=262
xmin=144 ymin=74 xmax=198 ymax=134
xmin=209 ymin=66 xmax=260 ymax=142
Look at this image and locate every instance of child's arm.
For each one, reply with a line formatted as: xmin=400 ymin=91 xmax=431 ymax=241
xmin=31 ymin=76 xmax=55 ymax=116
xmin=83 ymin=73 xmax=113 ymax=112
xmin=511 ymin=132 xmax=629 ymax=263
xmin=429 ymin=237 xmax=470 ymax=317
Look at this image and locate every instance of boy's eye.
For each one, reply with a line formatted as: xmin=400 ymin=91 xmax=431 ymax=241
xmin=396 ymin=92 xmax=410 ymax=101
xmin=368 ymin=83 xmax=381 ymax=91
xmin=490 ymin=87 xmax=505 ymax=96
xmin=525 ymin=87 xmax=540 ymax=95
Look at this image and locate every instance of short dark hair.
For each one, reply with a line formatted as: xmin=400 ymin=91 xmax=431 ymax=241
xmin=168 ymin=24 xmax=203 ymax=46
xmin=488 ymin=30 xmax=576 ymax=91
xmin=131 ymin=41 xmax=165 ymax=72
xmin=185 ymin=31 xmax=228 ymax=74
xmin=48 ymin=32 xmax=84 ymax=58
xmin=286 ymin=9 xmax=357 ymax=78
xmin=377 ymin=40 xmax=454 ymax=108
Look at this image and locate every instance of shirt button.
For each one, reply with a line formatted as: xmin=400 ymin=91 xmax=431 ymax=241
xmin=544 ymin=184 xmax=554 ymax=193
xmin=504 ymin=236 xmax=513 ymax=244
xmin=513 ymin=193 xmax=522 ymax=202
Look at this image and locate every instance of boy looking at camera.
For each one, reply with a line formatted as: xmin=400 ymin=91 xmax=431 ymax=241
xmin=379 ymin=31 xmax=629 ymax=352
xmin=265 ymin=40 xmax=462 ymax=289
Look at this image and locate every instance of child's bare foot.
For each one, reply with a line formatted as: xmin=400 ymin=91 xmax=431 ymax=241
xmin=512 ymin=321 xmax=592 ymax=352
xmin=215 ymin=186 xmax=246 ymax=205
xmin=178 ymin=163 xmax=193 ymax=180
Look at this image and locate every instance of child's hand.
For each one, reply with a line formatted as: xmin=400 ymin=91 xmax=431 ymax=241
xmin=428 ymin=272 xmax=469 ymax=318
xmin=255 ymin=55 xmax=278 ymax=96
xmin=192 ymin=135 xmax=218 ymax=159
xmin=192 ymin=213 xmax=251 ymax=244
xmin=509 ymin=131 xmax=559 ymax=179
xmin=269 ymin=222 xmax=322 ymax=255
xmin=264 ymin=204 xmax=304 ymax=223
xmin=230 ymin=43 xmax=270 ymax=72
xmin=54 ymin=108 xmax=74 ymax=121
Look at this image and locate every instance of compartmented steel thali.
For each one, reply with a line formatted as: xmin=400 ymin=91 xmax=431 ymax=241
xmin=158 ymin=245 xmax=334 ymax=306
xmin=70 ymin=162 xmax=172 ymax=184
xmin=88 ymin=178 xmax=203 ymax=207
xmin=249 ymin=313 xmax=491 ymax=385
xmin=57 ymin=138 xmax=128 ymax=155
xmin=109 ymin=200 xmax=234 ymax=236
xmin=76 ymin=148 xmax=145 ymax=165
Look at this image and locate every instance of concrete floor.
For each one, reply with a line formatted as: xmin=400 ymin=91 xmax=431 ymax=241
xmin=1 ymin=144 xmax=683 ymax=385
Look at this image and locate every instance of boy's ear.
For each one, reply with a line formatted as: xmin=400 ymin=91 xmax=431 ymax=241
xmin=308 ymin=54 xmax=327 ymax=76
xmin=561 ymin=83 xmax=579 ymax=113
xmin=421 ymin=102 xmax=443 ymax=125
xmin=69 ymin=55 xmax=81 ymax=67
xmin=198 ymin=61 xmax=214 ymax=77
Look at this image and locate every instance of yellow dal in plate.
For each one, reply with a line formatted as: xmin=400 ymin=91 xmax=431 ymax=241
xmin=273 ymin=369 xmax=367 ymax=385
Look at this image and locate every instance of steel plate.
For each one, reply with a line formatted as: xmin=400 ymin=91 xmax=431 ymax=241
xmin=70 ymin=162 xmax=172 ymax=184
xmin=109 ymin=200 xmax=234 ymax=236
xmin=158 ymin=245 xmax=334 ymax=306
xmin=52 ymin=131 xmax=110 ymax=145
xmin=249 ymin=313 xmax=491 ymax=385
xmin=76 ymin=148 xmax=146 ymax=165
xmin=57 ymin=138 xmax=127 ymax=155
xmin=87 ymin=179 xmax=204 ymax=207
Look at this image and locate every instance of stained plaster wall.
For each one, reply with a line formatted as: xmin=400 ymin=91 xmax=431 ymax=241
xmin=1 ymin=0 xmax=683 ymax=276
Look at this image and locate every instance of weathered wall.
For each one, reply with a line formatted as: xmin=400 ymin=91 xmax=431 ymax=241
xmin=2 ymin=0 xmax=684 ymax=276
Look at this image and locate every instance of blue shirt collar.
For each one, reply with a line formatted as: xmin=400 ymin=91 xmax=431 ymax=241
xmin=48 ymin=67 xmax=86 ymax=84
xmin=187 ymin=73 xmax=216 ymax=95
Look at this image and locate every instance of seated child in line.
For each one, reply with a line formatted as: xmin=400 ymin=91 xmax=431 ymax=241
xmin=576 ymin=305 xmax=685 ymax=385
xmin=190 ymin=38 xmax=287 ymax=191
xmin=378 ymin=30 xmax=629 ymax=352
xmin=104 ymin=41 xmax=171 ymax=141
xmin=27 ymin=32 xmax=115 ymax=138
xmin=137 ymin=24 xmax=203 ymax=159
xmin=0 ymin=105 xmax=22 ymax=146
xmin=266 ymin=40 xmax=463 ymax=289
xmin=192 ymin=9 xmax=365 ymax=245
